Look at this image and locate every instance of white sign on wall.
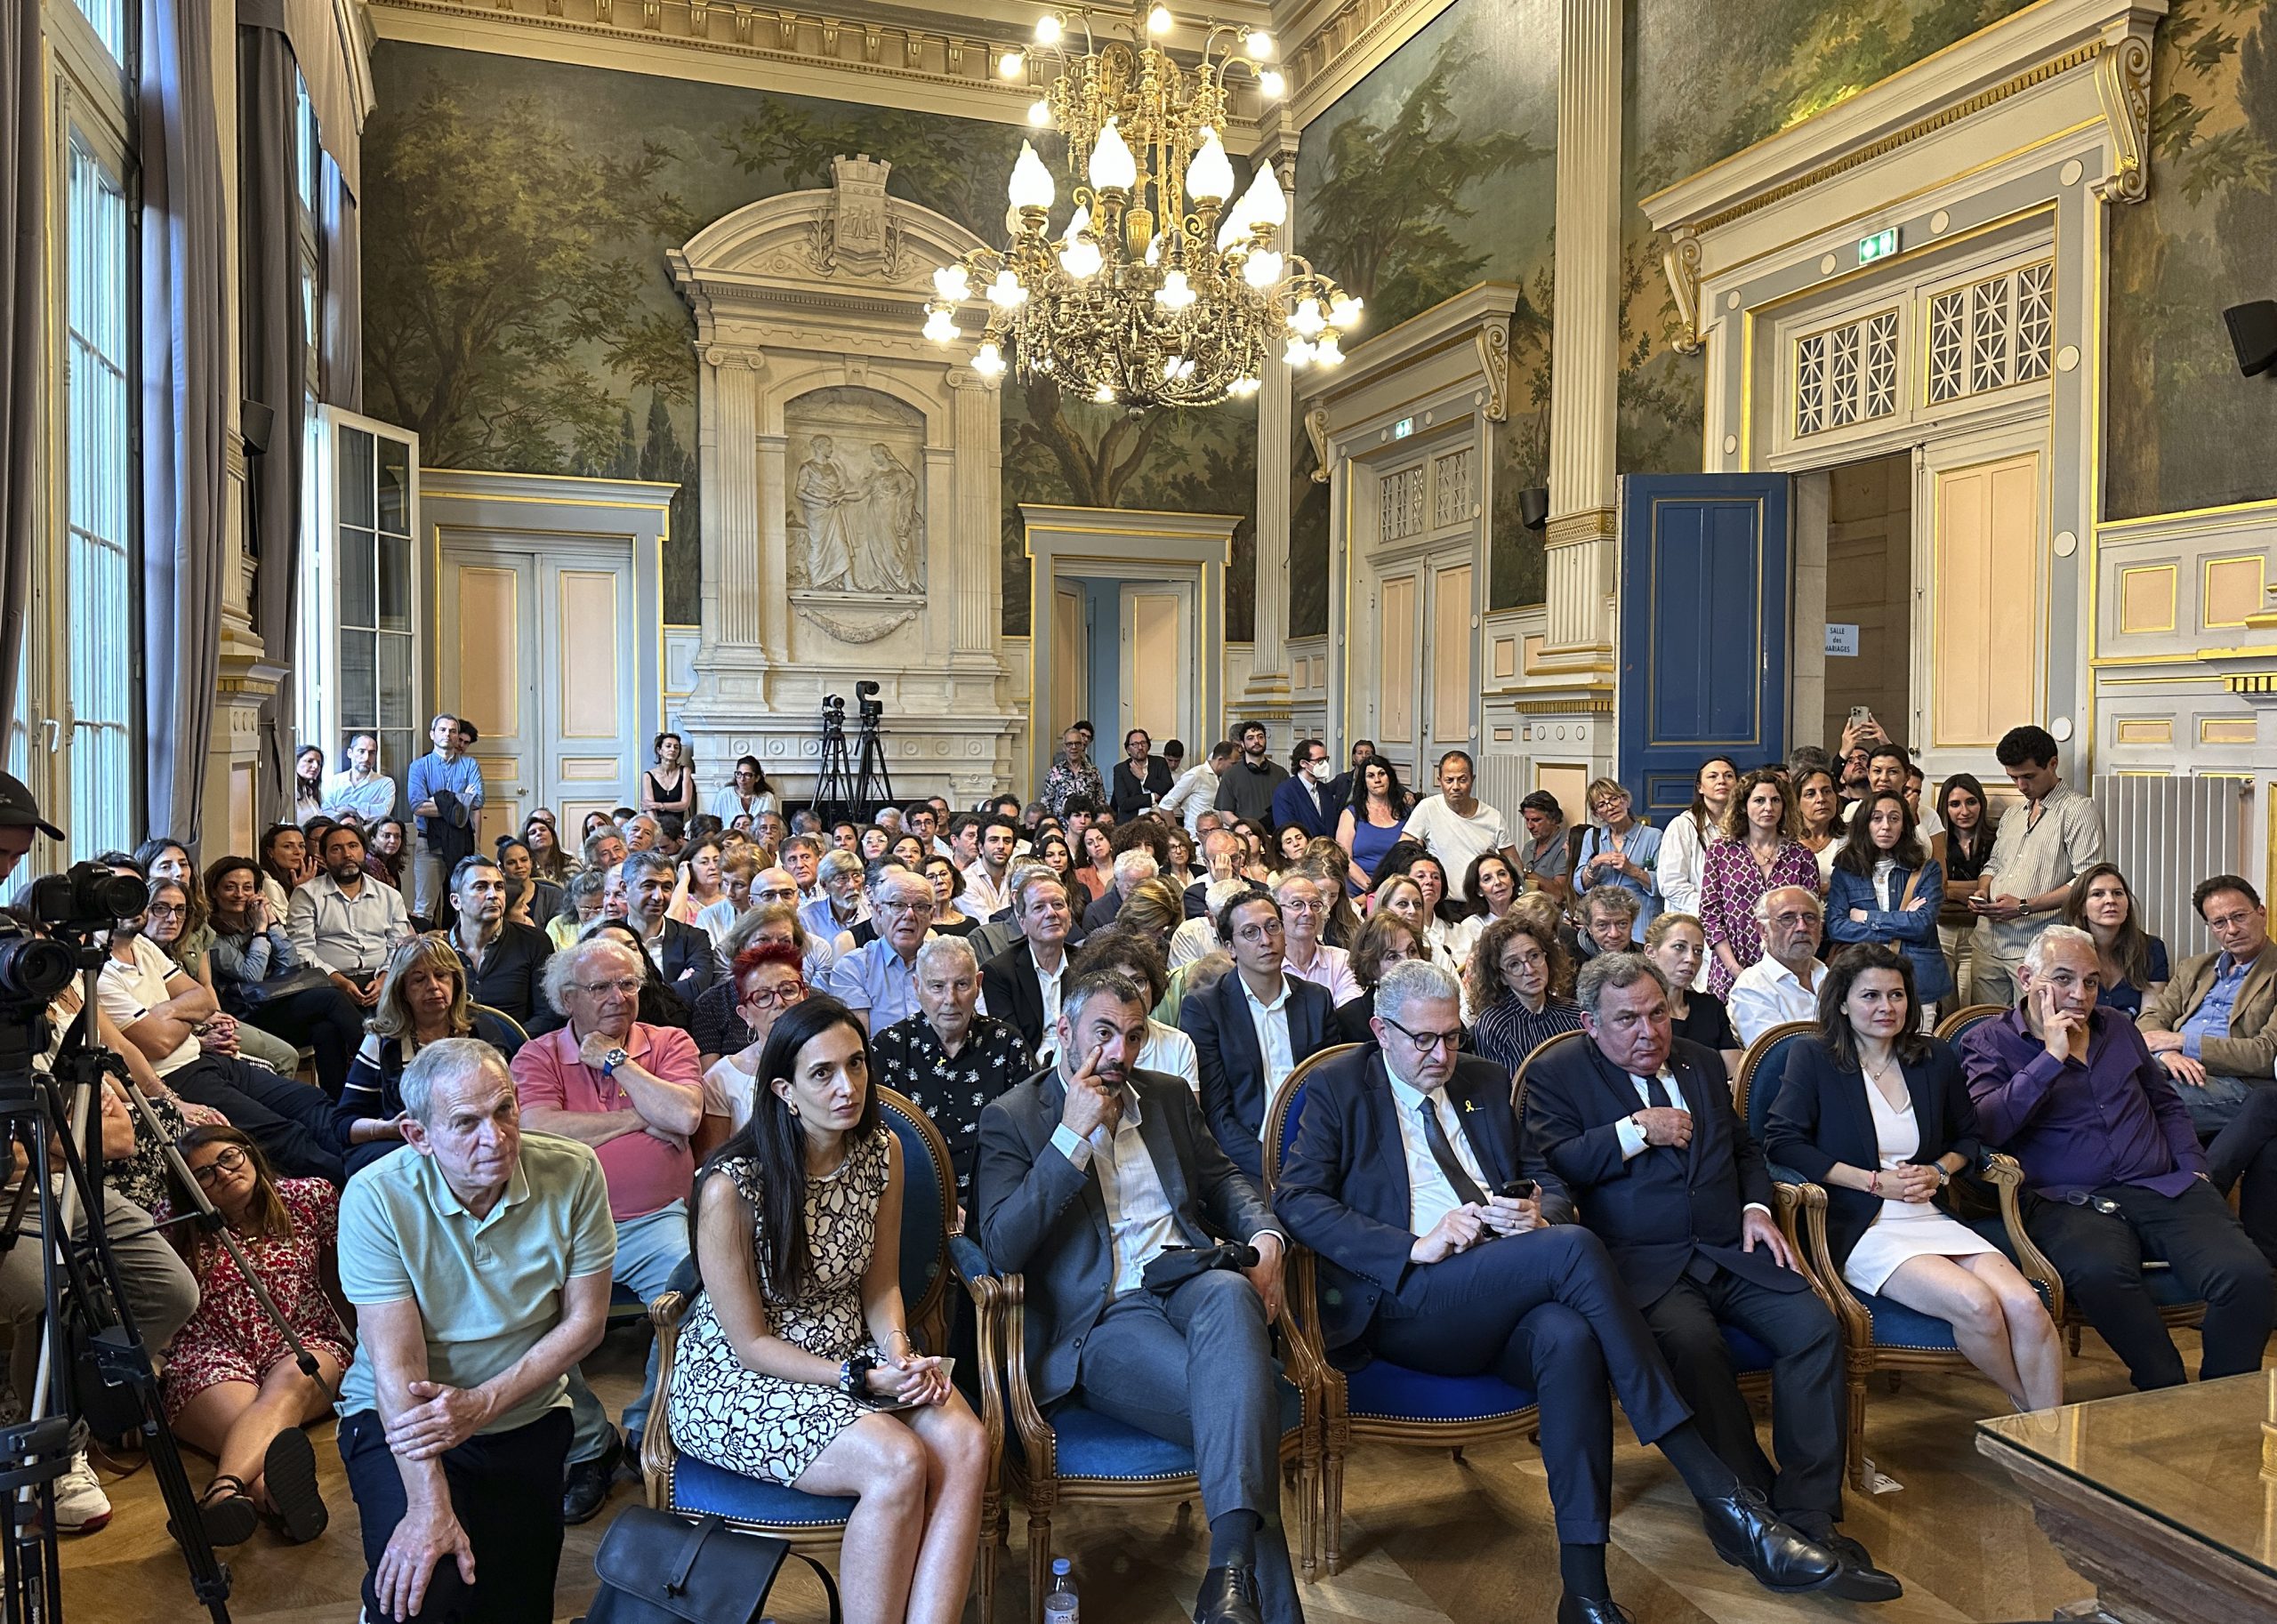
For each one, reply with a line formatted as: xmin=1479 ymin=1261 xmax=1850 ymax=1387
xmin=1824 ymin=623 xmax=1861 ymax=657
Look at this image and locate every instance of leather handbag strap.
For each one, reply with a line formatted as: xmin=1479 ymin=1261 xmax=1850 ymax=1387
xmin=668 ymin=1516 xmax=720 ymax=1596
xmin=793 ymin=1553 xmax=844 ymax=1624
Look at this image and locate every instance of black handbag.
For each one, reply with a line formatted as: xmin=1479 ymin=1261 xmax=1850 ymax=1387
xmin=226 ymin=965 xmax=334 ymax=1011
xmin=584 ymin=1505 xmax=842 ymax=1624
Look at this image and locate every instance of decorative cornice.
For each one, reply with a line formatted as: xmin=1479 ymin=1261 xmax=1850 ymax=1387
xmin=2089 ymin=28 xmax=2152 ymax=204
xmin=1509 ymin=696 xmax=1613 ymax=714
xmin=1543 ymin=507 xmax=1613 ymax=549
xmin=1283 ymin=0 xmax=1458 ymax=128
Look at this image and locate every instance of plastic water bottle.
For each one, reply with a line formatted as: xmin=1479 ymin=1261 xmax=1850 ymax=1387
xmin=1043 ymin=1557 xmax=1079 ymax=1624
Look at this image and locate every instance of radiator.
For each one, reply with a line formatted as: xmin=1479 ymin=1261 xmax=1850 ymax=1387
xmin=2095 ymin=775 xmax=2252 ymax=961
xmin=1477 ymin=753 xmax=1529 ymax=825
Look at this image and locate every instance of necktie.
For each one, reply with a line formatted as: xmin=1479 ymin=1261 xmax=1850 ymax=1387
xmin=1418 ymin=1097 xmax=1488 ymax=1207
xmin=1644 ymin=1071 xmax=1674 ymax=1110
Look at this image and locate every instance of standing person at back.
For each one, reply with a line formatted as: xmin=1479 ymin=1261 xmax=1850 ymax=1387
xmin=1163 ymin=741 xmax=1235 ymax=838
xmin=1400 ymin=751 xmax=1511 ymax=906
xmin=1213 ymin=721 xmax=1288 ymax=824
xmin=407 ymin=713 xmax=485 ymax=922
xmin=1270 ymin=741 xmax=1338 ymax=841
xmin=1970 ymin=726 xmax=2102 ymax=1009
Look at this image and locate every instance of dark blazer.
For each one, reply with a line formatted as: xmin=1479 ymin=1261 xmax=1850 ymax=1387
xmin=654 ymin=917 xmax=718 ymax=1003
xmin=1183 ymin=878 xmax=1212 ymax=921
xmin=1110 ymin=757 xmax=1174 ymax=822
xmin=1271 ymin=775 xmax=1336 ymax=840
xmin=1763 ymin=1035 xmax=1982 ymax=1271
xmin=1080 ymin=886 xmax=1126 ymax=935
xmin=1179 ymin=969 xmax=1336 ymax=1181
xmin=981 ymin=939 xmax=1055 ymax=1057
xmin=449 ymin=921 xmax=561 ymax=1034
xmin=1521 ymin=1033 xmax=1808 ymax=1306
xmin=974 ymin=1064 xmax=1276 ymax=1405
xmin=1275 ymin=1047 xmax=1568 ymax=1350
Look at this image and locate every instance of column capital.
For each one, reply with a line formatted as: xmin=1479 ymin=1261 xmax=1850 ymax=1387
xmin=701 ymin=342 xmax=767 ymax=373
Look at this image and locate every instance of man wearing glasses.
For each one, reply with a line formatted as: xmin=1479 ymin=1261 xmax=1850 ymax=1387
xmin=875 ymin=936 xmax=1031 ymax=1214
xmin=829 ymin=866 xmax=937 ymax=1032
xmin=1275 ymin=960 xmax=1857 ymax=1623
xmin=511 ymin=935 xmax=704 ymax=1524
xmin=1727 ymin=887 xmax=1828 ymax=1047
xmin=1180 ymin=888 xmax=1334 ymax=1181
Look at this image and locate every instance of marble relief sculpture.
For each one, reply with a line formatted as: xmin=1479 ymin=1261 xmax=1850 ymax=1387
xmin=786 ymin=389 xmax=926 ymax=593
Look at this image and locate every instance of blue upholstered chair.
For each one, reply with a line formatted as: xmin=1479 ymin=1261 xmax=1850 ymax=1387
xmin=640 ymin=1085 xmax=1001 ymax=1621
xmin=1734 ymin=1021 xmax=2058 ymax=1490
xmin=1266 ymin=1042 xmax=1540 ymax=1578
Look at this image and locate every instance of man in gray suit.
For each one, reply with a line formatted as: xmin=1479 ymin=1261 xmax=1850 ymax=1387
xmin=975 ymin=969 xmax=1298 ymax=1624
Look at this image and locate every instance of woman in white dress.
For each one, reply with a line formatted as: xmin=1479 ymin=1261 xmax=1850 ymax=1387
xmin=1764 ymin=944 xmax=2062 ymax=1412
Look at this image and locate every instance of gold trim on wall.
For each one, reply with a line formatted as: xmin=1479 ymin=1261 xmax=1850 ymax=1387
xmin=2113 ymin=719 xmax=2171 ymax=744
xmin=2200 ymin=719 xmax=2257 ymax=746
xmin=2203 ymin=554 xmax=2269 ymax=631
xmin=2115 ymin=564 xmax=2176 ymax=636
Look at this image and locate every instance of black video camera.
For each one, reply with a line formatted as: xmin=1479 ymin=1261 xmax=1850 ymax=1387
xmin=856 ymin=679 xmax=883 ymax=725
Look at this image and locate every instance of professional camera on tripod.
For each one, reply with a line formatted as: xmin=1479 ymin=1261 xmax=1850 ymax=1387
xmin=812 ymin=679 xmax=896 ymax=824
xmin=0 ymin=839 xmax=336 ymax=1623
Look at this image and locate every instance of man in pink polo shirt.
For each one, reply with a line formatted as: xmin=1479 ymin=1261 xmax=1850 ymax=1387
xmin=511 ymin=934 xmax=704 ymax=1524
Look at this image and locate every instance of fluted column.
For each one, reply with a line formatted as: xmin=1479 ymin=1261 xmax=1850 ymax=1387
xmin=948 ymin=367 xmax=1002 ymax=663
xmin=700 ymin=344 xmax=767 ymax=658
xmin=1543 ymin=0 xmax=1624 ymax=655
xmin=1242 ymin=126 xmax=1303 ymax=730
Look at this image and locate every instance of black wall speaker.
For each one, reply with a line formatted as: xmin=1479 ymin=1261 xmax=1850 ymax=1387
xmin=241 ymin=398 xmax=277 ymax=455
xmin=2223 ymin=300 xmax=2277 ymax=377
xmin=1517 ymin=486 xmax=1551 ymax=531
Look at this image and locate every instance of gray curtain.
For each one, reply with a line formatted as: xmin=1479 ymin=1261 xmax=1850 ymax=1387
xmin=322 ymin=163 xmax=359 ymax=411
xmin=0 ymin=0 xmax=42 ymax=729
xmin=238 ymin=11 xmax=305 ymax=824
xmin=141 ymin=0 xmax=229 ymax=844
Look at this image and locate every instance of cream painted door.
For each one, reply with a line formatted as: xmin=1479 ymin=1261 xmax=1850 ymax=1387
xmin=1916 ymin=437 xmax=2042 ymax=765
xmin=439 ymin=542 xmax=640 ymax=844
xmin=1372 ymin=556 xmax=1473 ymax=784
xmin=1374 ymin=568 xmax=1419 ymax=771
xmin=1119 ymin=580 xmax=1195 ymax=752
xmin=1426 ymin=559 xmax=1475 ymax=768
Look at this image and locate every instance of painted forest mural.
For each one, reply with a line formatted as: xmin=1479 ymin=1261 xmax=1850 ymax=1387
xmin=360 ymin=44 xmax=1259 ymax=635
xmin=1618 ymin=0 xmax=2038 ymax=473
xmin=2108 ymin=0 xmax=2277 ymax=520
xmin=1286 ymin=0 xmax=1559 ymax=637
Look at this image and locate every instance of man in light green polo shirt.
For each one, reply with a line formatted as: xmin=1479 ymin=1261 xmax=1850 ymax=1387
xmin=335 ymin=1038 xmax=614 ymax=1624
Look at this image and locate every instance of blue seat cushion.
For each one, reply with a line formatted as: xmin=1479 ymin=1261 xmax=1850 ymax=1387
xmin=1855 ymin=1291 xmax=1962 ymax=1352
xmin=1722 ymin=1323 xmax=1774 ymax=1372
xmin=1050 ymin=1381 xmax=1305 ymax=1482
xmin=669 ymin=1455 xmax=857 ymax=1527
xmin=1343 ymin=1360 xmax=1535 ymax=1423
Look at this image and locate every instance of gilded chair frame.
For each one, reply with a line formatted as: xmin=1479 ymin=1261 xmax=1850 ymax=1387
xmin=639 ymin=1084 xmax=1002 ymax=1621
xmin=1734 ymin=1021 xmax=2064 ymax=1491
xmin=1266 ymin=1041 xmax=1541 ymax=1579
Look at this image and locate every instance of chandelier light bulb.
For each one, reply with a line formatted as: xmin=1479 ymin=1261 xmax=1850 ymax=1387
xmin=1283 ymin=334 xmax=1315 ymax=367
xmin=1230 ymin=375 xmax=1261 ymax=397
xmin=1244 ymin=29 xmax=1275 ymax=59
xmin=1059 ymin=205 xmax=1103 ymax=279
xmin=1315 ymin=333 xmax=1345 ymax=366
xmin=1243 ymin=248 xmax=1283 ymax=288
xmin=932 ymin=265 xmax=972 ymax=301
xmin=997 ymin=49 xmax=1026 ymax=79
xmin=1092 ymin=382 xmax=1118 ymax=404
xmin=1026 ymin=98 xmax=1051 ymax=127
xmin=1329 ymin=293 xmax=1364 ymax=329
xmin=1156 ymin=269 xmax=1196 ymax=310
xmin=987 ymin=269 xmax=1026 ymax=308
xmin=922 ymin=307 xmax=960 ymax=344
xmin=1216 ymin=212 xmax=1245 ymax=253
xmin=1290 ymin=296 xmax=1326 ymax=338
xmin=1147 ymin=4 xmax=1173 ymax=36
xmin=1259 ymin=68 xmax=1286 ymax=97
xmin=1008 ymin=141 xmax=1056 ymax=211
xmin=1034 ymin=13 xmax=1062 ymax=44
xmin=974 ymin=341 xmax=1008 ymax=378
xmin=1187 ymin=130 xmax=1235 ymax=204
xmin=1088 ymin=117 xmax=1138 ymax=191
xmin=1235 ymin=163 xmax=1287 ymax=230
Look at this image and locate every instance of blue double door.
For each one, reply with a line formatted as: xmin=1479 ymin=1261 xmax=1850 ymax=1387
xmin=1615 ymin=474 xmax=1791 ymax=824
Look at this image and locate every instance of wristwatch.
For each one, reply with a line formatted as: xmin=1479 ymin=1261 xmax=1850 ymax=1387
xmin=599 ymin=1047 xmax=629 ymax=1080
xmin=840 ymin=1352 xmax=880 ymax=1398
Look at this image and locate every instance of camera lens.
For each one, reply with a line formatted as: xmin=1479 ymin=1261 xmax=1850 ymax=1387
xmin=0 ymin=932 xmax=76 ymax=1004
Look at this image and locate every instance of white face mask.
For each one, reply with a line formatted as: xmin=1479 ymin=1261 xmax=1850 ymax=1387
xmin=1307 ymin=760 xmax=1334 ymax=784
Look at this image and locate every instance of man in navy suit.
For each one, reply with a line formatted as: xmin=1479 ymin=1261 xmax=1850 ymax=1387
xmin=1181 ymin=888 xmax=1336 ymax=1180
xmin=1524 ymin=953 xmax=1899 ymax=1603
xmin=1269 ymin=739 xmax=1337 ymax=841
xmin=1275 ymin=961 xmax=1847 ymax=1622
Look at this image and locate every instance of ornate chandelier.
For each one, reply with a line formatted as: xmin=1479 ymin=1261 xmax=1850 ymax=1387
xmin=920 ymin=3 xmax=1361 ymax=409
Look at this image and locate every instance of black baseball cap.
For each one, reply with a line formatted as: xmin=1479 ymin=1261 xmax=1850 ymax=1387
xmin=0 ymin=772 xmax=63 ymax=840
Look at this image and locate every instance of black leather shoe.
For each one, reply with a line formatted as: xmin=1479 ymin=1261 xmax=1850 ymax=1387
xmin=1556 ymin=1596 xmax=1636 ymax=1624
xmin=1191 ymin=1563 xmax=1263 ymax=1624
xmin=1698 ymin=1485 xmax=1839 ymax=1592
xmin=1816 ymin=1532 xmax=1903 ymax=1603
xmin=562 ymin=1427 xmax=620 ymax=1525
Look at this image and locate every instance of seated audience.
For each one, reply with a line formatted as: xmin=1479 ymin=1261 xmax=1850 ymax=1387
xmin=583 ymin=825 xmax=630 ymax=879
xmin=441 ymin=853 xmax=556 ymax=1033
xmin=1444 ymin=849 xmax=1523 ymax=970
xmin=1082 ymin=846 xmax=1160 ymax=935
xmin=693 ymin=899 xmax=831 ymax=1068
xmin=1645 ymin=912 xmax=1741 ymax=1070
xmin=621 ymin=849 xmax=717 ymax=1006
xmin=801 ymin=848 xmax=872 ymax=944
xmin=1278 ymin=960 xmax=1853 ymax=1620
xmin=1372 ymin=873 xmax=1454 ymax=973
xmin=1701 ymin=770 xmax=1820 ymax=998
xmin=1523 ymin=953 xmax=1895 ymax=1598
xmin=1467 ymin=914 xmax=1585 ymax=1073
xmin=495 ymin=837 xmax=564 ymax=925
xmin=1181 ymin=888 xmax=1336 ymax=1181
xmin=961 ymin=816 xmax=1020 ymax=921
xmin=1728 ymin=887 xmax=1830 ymax=1048
xmin=1513 ymin=790 xmax=1573 ymax=904
xmin=975 ymin=969 xmax=1297 ymax=1624
xmin=1274 ymin=872 xmax=1359 ymax=1008
xmin=287 ymin=823 xmax=413 ymax=1011
xmin=583 ymin=920 xmax=693 ymax=1033
xmin=873 ymin=936 xmax=1031 ymax=1211
xmin=339 ymin=932 xmax=527 ymax=1177
xmin=258 ymin=822 xmax=312 ymax=918
xmin=1336 ymin=912 xmax=1424 ymax=1045
xmin=1959 ymin=926 xmax=2272 ymax=1391
xmin=1071 ymin=929 xmax=1200 ymax=1093
xmin=137 ymin=870 xmax=302 ymax=1081
xmin=1765 ymin=945 xmax=2061 ymax=1411
xmin=695 ymin=848 xmax=760 ymax=945
xmin=549 ymin=870 xmax=607 ymax=953
xmin=2136 ymin=875 xmax=2277 ymax=1266
xmin=830 ymin=865 xmax=936 ymax=1033
xmin=157 ymin=1125 xmax=350 ymax=1547
xmin=666 ymin=837 xmax=728 ymax=929
xmin=1576 ymin=885 xmax=1643 ymax=962
xmin=981 ymin=866 xmax=1075 ymax=1062
xmin=696 ymin=942 xmax=812 ymax=1157
xmin=1572 ymin=778 xmax=1661 ymax=942
xmin=1825 ymin=791 xmax=1950 ymax=1017
xmin=335 ymin=1039 xmax=613 ymax=1624
xmin=524 ymin=810 xmax=572 ymax=883
xmin=923 ymin=852 xmax=980 ymax=937
xmin=2063 ymin=863 xmax=2168 ymax=1017
xmin=514 ymin=935 xmax=704 ymax=1522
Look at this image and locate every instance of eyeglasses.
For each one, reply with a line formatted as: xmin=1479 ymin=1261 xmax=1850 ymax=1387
xmin=739 ymin=982 xmax=808 ymax=1011
xmin=1501 ymin=949 xmax=1547 ymax=972
xmin=575 ymin=977 xmax=645 ymax=998
xmin=147 ymin=904 xmax=187 ymax=920
xmin=877 ymin=899 xmax=935 ymax=917
xmin=753 ymin=886 xmax=800 ymax=904
xmin=190 ymin=1146 xmax=251 ymax=1186
xmin=1379 ymin=1014 xmax=1461 ymax=1055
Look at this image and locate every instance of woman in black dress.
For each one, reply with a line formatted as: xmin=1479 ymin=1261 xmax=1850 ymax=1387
xmin=1645 ymin=912 xmax=1741 ymax=1073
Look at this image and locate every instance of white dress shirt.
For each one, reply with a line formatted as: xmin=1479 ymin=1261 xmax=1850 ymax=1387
xmin=286 ymin=871 xmax=412 ymax=975
xmin=1050 ymin=1089 xmax=1181 ymax=1298
xmin=1385 ymin=1068 xmax=1490 ymax=1235
xmin=961 ymin=864 xmax=1014 ymax=919
xmin=1240 ymin=975 xmax=1298 ymax=1140
xmin=1034 ymin=954 xmax=1066 ymax=1062
xmin=1138 ymin=1019 xmax=1201 ymax=1093
xmin=1727 ymin=955 xmax=1823 ymax=1047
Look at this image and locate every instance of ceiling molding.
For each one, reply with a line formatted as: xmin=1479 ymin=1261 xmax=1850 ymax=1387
xmin=1277 ymin=0 xmax=1460 ymax=128
xmin=365 ymin=0 xmax=1272 ymax=131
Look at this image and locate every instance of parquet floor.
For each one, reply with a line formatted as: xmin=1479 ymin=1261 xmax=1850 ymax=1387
xmin=56 ymin=1318 xmax=2201 ymax=1623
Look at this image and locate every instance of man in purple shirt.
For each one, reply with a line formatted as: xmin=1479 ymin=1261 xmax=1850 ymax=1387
xmin=1960 ymin=926 xmax=2271 ymax=1391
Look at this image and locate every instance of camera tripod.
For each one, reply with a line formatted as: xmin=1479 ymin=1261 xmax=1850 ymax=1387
xmin=812 ymin=699 xmax=896 ymax=824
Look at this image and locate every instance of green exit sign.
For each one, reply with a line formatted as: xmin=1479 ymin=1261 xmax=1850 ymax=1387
xmin=1859 ymin=228 xmax=1899 ymax=264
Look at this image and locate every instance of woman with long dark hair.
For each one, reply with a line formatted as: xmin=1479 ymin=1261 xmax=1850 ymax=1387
xmin=364 ymin=816 xmax=408 ymax=891
xmin=1334 ymin=756 xmax=1410 ymax=896
xmin=1793 ymin=767 xmax=1847 ymax=888
xmin=666 ymin=997 xmax=985 ymax=1624
xmin=2063 ymin=862 xmax=2168 ymax=1017
xmin=644 ymin=731 xmax=697 ymax=824
xmin=523 ymin=809 xmax=572 ymax=881
xmin=256 ymin=823 xmax=310 ymax=918
xmin=1826 ymin=790 xmax=1951 ymax=1018
xmin=1699 ymin=770 xmax=1820 ymax=998
xmin=1932 ymin=773 xmax=1994 ymax=1004
xmin=291 ymin=746 xmax=326 ymax=827
xmin=1766 ymin=945 xmax=2060 ymax=1411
